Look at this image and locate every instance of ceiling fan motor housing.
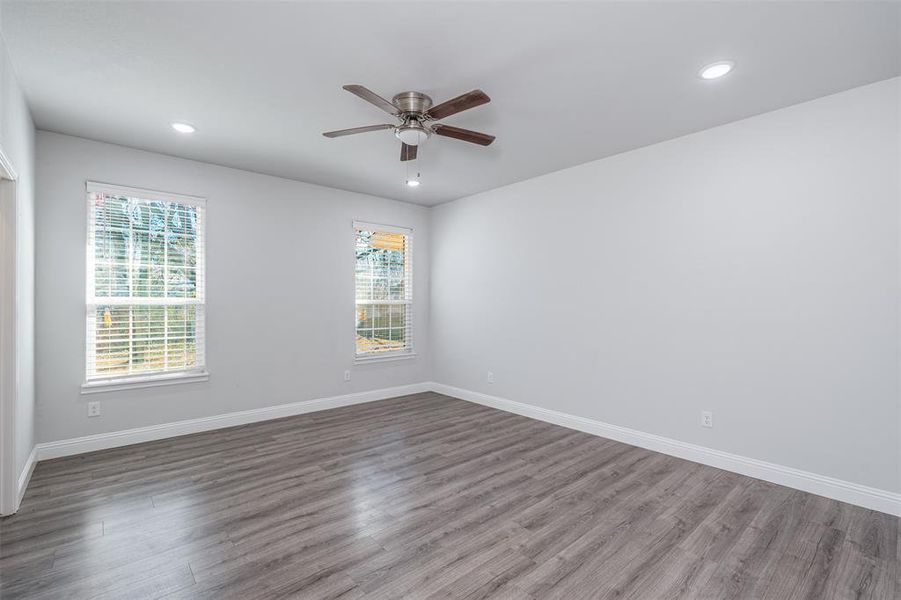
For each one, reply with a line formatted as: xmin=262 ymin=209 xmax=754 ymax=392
xmin=392 ymin=91 xmax=433 ymax=115
xmin=390 ymin=92 xmax=432 ymax=146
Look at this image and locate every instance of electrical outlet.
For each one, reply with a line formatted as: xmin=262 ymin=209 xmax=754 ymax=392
xmin=87 ymin=401 xmax=101 ymax=418
xmin=487 ymin=371 xmax=495 ymax=384
xmin=344 ymin=370 xmax=351 ymax=382
xmin=701 ymin=411 xmax=713 ymax=428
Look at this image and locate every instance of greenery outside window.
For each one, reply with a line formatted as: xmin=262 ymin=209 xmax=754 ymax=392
xmin=354 ymin=221 xmax=413 ymax=359
xmin=85 ymin=182 xmax=206 ymax=385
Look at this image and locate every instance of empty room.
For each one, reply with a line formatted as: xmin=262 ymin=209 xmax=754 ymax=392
xmin=0 ymin=1 xmax=899 ymax=598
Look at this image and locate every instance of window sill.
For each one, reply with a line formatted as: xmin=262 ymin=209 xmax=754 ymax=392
xmin=81 ymin=370 xmax=210 ymax=394
xmin=354 ymin=352 xmax=417 ymax=365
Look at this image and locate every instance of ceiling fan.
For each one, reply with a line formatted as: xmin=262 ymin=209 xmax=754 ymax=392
xmin=323 ymin=85 xmax=495 ymax=161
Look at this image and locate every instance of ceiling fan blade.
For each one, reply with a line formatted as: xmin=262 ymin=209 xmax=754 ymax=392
xmin=343 ymin=85 xmax=399 ymax=116
xmin=400 ymin=143 xmax=418 ymax=161
xmin=427 ymin=89 xmax=490 ymax=120
xmin=432 ymin=124 xmax=495 ymax=146
xmin=322 ymin=124 xmax=394 ymax=138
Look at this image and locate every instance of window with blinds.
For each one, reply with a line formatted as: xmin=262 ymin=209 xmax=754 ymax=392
xmin=85 ymin=182 xmax=206 ymax=382
xmin=354 ymin=222 xmax=413 ymax=358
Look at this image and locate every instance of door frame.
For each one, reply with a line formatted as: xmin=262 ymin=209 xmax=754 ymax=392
xmin=0 ymin=145 xmax=19 ymax=515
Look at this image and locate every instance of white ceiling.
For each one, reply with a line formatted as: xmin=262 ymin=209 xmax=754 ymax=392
xmin=3 ymin=1 xmax=899 ymax=206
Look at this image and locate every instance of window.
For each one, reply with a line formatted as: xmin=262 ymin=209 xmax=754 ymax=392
xmin=354 ymin=222 xmax=413 ymax=359
xmin=85 ymin=182 xmax=206 ymax=386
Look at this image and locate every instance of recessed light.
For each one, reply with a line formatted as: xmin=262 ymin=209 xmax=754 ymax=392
xmin=171 ymin=122 xmax=196 ymax=134
xmin=699 ymin=61 xmax=734 ymax=80
xmin=406 ymin=179 xmax=420 ymax=188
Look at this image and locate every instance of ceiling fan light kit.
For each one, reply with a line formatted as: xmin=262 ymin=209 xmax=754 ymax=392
xmin=395 ymin=119 xmax=430 ymax=146
xmin=323 ymin=84 xmax=496 ymax=163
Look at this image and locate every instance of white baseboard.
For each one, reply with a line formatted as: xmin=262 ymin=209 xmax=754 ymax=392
xmin=35 ymin=382 xmax=432 ymax=462
xmin=15 ymin=445 xmax=36 ymax=510
xmin=25 ymin=380 xmax=901 ymax=517
xmin=430 ymin=382 xmax=901 ymax=517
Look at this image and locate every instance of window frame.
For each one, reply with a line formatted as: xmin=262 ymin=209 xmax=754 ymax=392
xmin=82 ymin=181 xmax=209 ymax=393
xmin=353 ymin=220 xmax=415 ymax=363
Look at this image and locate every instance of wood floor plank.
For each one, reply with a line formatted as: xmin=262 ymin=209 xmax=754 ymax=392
xmin=1 ymin=393 xmax=897 ymax=599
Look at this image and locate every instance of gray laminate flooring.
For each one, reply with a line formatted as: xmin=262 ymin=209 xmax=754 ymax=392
xmin=1 ymin=392 xmax=897 ymax=599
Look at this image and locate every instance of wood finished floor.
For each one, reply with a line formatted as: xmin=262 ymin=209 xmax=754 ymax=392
xmin=1 ymin=392 xmax=898 ymax=599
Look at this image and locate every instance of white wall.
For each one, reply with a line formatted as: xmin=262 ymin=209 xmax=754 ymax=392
xmin=35 ymin=132 xmax=430 ymax=443
xmin=30 ymin=78 xmax=901 ymax=501
xmin=431 ymin=78 xmax=900 ymax=494
xmin=0 ymin=17 xmax=35 ymax=480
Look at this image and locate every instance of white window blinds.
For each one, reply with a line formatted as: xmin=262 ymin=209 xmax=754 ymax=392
xmin=354 ymin=222 xmax=413 ymax=358
xmin=85 ymin=182 xmax=206 ymax=381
